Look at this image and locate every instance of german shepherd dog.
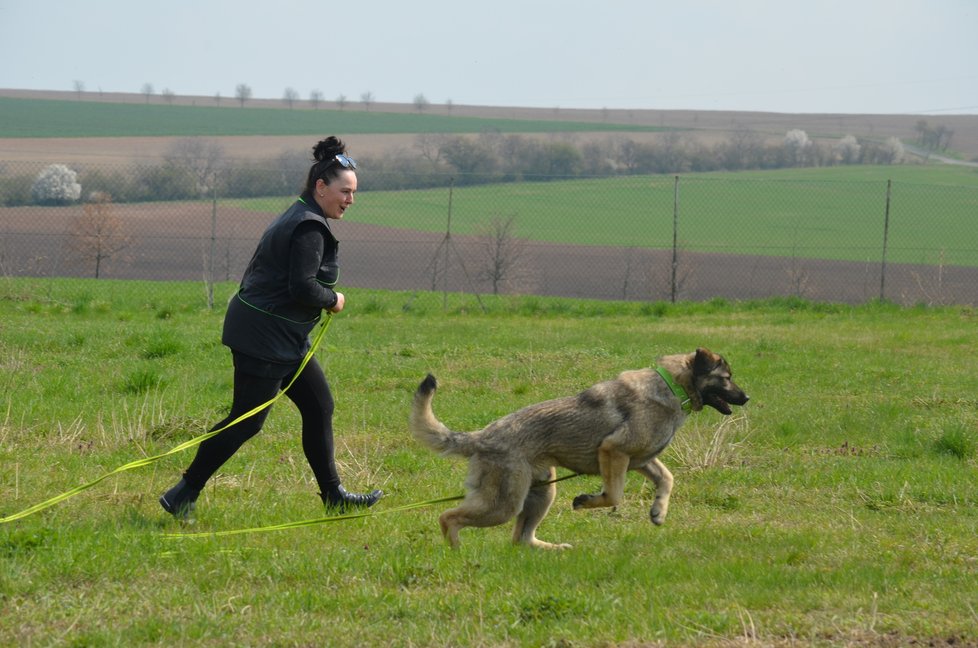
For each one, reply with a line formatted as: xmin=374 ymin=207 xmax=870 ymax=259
xmin=410 ymin=348 xmax=748 ymax=549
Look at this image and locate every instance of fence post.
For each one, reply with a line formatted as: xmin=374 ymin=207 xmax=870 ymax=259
xmin=671 ymin=175 xmax=680 ymax=303
xmin=207 ymin=183 xmax=217 ymax=309
xmin=879 ymin=179 xmax=892 ymax=302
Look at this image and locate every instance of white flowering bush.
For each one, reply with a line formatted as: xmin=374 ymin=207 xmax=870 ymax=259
xmin=834 ymin=134 xmax=861 ymax=163
xmin=783 ymin=129 xmax=813 ymax=166
xmin=882 ymin=137 xmax=905 ymax=164
xmin=32 ymin=164 xmax=82 ymax=204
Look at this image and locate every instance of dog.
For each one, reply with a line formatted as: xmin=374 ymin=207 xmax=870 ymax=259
xmin=410 ymin=347 xmax=748 ymax=549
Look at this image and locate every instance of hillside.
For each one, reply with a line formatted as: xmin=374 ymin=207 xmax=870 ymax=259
xmin=1 ymin=88 xmax=976 ymax=165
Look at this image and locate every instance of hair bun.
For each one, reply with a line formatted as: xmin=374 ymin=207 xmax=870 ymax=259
xmin=313 ymin=136 xmax=346 ymax=162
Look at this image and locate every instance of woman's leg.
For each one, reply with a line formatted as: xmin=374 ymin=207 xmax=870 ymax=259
xmin=182 ymin=369 xmax=281 ymax=489
xmin=284 ymin=358 xmax=382 ymax=508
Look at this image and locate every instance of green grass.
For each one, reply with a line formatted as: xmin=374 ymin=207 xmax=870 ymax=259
xmin=0 ymin=96 xmax=660 ymax=138
xmin=242 ymin=165 xmax=978 ymax=266
xmin=1 ymin=278 xmax=977 ymax=646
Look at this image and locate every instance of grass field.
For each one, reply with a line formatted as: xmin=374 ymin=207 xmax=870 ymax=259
xmin=1 ymin=278 xmax=977 ymax=646
xmin=239 ymin=165 xmax=978 ymax=266
xmin=0 ymin=96 xmax=660 ymax=139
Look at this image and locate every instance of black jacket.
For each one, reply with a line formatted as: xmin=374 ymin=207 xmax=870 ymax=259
xmin=222 ymin=192 xmax=338 ymax=365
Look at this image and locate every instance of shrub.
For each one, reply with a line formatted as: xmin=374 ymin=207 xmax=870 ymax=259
xmin=31 ymin=164 xmax=82 ymax=205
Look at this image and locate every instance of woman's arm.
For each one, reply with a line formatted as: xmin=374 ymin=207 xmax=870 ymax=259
xmin=288 ymin=221 xmax=338 ymax=311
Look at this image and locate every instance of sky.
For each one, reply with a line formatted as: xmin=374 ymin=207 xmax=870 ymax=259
xmin=1 ymin=0 xmax=976 ymax=115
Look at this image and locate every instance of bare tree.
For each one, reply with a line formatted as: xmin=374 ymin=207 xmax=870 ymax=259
xmin=360 ymin=91 xmax=374 ymax=111
xmin=336 ymin=94 xmax=348 ymax=111
xmin=164 ymin=138 xmax=226 ymax=195
xmin=283 ymin=87 xmax=299 ymax=109
xmin=73 ymin=80 xmax=85 ymax=100
xmin=141 ymin=83 xmax=154 ymax=103
xmin=161 ymin=88 xmax=175 ymax=105
xmin=309 ymin=89 xmax=323 ymax=109
xmin=415 ymin=133 xmax=445 ymax=163
xmin=413 ymin=93 xmax=430 ymax=113
xmin=65 ymin=194 xmax=132 ymax=279
xmin=235 ymin=83 xmax=252 ymax=107
xmin=476 ymin=215 xmax=528 ymax=294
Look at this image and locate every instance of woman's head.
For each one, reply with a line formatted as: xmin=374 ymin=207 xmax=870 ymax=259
xmin=307 ymin=137 xmax=358 ymax=220
xmin=304 ymin=136 xmax=357 ymax=193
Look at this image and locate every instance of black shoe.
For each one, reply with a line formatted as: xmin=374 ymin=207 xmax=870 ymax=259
xmin=159 ymin=478 xmax=201 ymax=521
xmin=321 ymin=485 xmax=383 ymax=511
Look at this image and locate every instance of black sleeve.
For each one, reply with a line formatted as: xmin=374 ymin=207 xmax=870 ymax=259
xmin=288 ymin=221 xmax=338 ymax=310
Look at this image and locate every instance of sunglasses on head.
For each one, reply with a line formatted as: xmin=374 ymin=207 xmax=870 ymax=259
xmin=333 ymin=154 xmax=357 ymax=170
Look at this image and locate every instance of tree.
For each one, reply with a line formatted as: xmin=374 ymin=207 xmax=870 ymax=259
xmin=783 ymin=129 xmax=813 ymax=167
xmin=65 ymin=193 xmax=132 ymax=279
xmin=235 ymin=83 xmax=252 ymax=107
xmin=834 ymin=135 xmax=861 ymax=164
xmin=413 ymin=93 xmax=430 ymax=113
xmin=336 ymin=94 xmax=347 ymax=111
xmin=73 ymin=80 xmax=85 ymax=100
xmin=163 ymin=138 xmax=226 ymax=196
xmin=32 ymin=164 xmax=81 ymax=205
xmin=141 ymin=83 xmax=154 ymax=103
xmin=283 ymin=87 xmax=299 ymax=109
xmin=360 ymin=91 xmax=374 ymax=111
xmin=161 ymin=88 xmax=175 ymax=105
xmin=309 ymin=89 xmax=323 ymax=109
xmin=476 ymin=215 xmax=527 ymax=294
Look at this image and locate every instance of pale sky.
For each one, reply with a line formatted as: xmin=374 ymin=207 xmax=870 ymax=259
xmin=1 ymin=0 xmax=975 ymax=115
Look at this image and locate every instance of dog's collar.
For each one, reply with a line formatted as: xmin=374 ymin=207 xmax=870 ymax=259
xmin=655 ymin=366 xmax=692 ymax=413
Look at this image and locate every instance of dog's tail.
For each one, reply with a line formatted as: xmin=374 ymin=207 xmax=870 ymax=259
xmin=410 ymin=374 xmax=478 ymax=458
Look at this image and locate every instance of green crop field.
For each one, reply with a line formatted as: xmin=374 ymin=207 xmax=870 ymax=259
xmin=239 ymin=165 xmax=978 ymax=266
xmin=1 ymin=278 xmax=977 ymax=646
xmin=0 ymin=96 xmax=661 ymax=138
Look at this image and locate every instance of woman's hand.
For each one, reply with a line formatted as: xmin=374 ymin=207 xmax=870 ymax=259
xmin=329 ymin=291 xmax=345 ymax=313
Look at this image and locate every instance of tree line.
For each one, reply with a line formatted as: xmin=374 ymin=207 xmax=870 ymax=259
xmin=2 ymin=128 xmax=912 ymax=207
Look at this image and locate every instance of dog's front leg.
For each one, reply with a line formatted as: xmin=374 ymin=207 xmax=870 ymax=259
xmin=635 ymin=458 xmax=673 ymax=525
xmin=572 ymin=437 xmax=630 ymax=510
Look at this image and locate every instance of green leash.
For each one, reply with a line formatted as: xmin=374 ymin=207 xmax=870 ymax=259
xmin=164 ymin=473 xmax=585 ymax=539
xmin=0 ymin=314 xmax=334 ymax=524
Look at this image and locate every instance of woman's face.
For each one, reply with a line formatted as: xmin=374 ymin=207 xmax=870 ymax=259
xmin=315 ymin=170 xmax=357 ymax=219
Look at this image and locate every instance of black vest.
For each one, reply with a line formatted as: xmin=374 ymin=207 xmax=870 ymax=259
xmin=222 ymin=195 xmax=338 ymax=364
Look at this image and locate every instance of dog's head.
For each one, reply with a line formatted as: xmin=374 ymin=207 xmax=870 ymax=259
xmin=692 ymin=348 xmax=749 ymax=415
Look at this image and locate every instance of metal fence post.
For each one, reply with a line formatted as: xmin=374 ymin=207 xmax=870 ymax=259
xmin=879 ymin=179 xmax=892 ymax=302
xmin=671 ymin=175 xmax=680 ymax=304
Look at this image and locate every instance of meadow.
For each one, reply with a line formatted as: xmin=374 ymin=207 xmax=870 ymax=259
xmin=0 ymin=96 xmax=659 ymax=139
xmin=243 ymin=164 xmax=978 ymax=267
xmin=1 ymin=277 xmax=977 ymax=646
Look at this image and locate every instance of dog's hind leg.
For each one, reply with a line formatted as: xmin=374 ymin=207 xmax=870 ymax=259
xmin=512 ymin=467 xmax=571 ymax=550
xmin=634 ymin=458 xmax=674 ymax=525
xmin=572 ymin=434 xmax=631 ymax=510
xmin=439 ymin=459 xmax=530 ymax=549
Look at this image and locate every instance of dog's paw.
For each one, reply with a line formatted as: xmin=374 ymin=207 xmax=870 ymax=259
xmin=529 ymin=539 xmax=573 ymax=550
xmin=572 ymin=493 xmax=592 ymax=509
xmin=650 ymin=497 xmax=670 ymax=525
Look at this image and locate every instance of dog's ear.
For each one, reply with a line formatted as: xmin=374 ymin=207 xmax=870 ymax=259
xmin=693 ymin=347 xmax=721 ymax=375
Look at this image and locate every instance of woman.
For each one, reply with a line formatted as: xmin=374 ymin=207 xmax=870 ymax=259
xmin=159 ymin=136 xmax=383 ymax=519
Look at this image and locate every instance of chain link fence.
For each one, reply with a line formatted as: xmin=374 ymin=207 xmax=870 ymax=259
xmin=2 ymin=159 xmax=977 ymax=306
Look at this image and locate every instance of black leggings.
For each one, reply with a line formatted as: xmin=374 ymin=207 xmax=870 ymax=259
xmin=182 ymin=357 xmax=340 ymax=494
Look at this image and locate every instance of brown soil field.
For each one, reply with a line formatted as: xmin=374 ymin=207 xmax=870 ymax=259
xmin=3 ymin=202 xmax=976 ymax=306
